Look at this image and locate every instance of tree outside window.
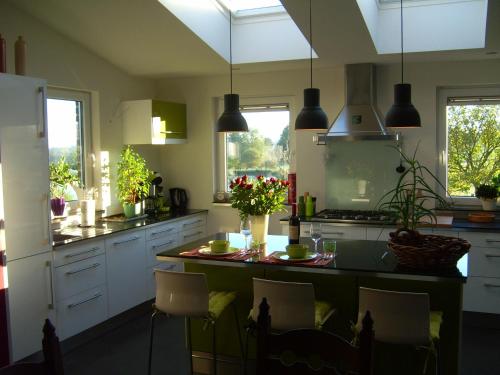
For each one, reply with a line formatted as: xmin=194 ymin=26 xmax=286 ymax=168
xmin=447 ymin=104 xmax=500 ymax=197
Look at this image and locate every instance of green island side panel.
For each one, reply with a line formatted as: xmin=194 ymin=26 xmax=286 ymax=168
xmin=152 ymin=100 xmax=186 ymax=140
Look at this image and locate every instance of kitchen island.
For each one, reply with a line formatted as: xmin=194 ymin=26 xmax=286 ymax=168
xmin=157 ymin=233 xmax=467 ymax=375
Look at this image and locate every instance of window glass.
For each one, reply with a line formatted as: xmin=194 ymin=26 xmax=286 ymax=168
xmin=225 ymin=109 xmax=289 ymax=190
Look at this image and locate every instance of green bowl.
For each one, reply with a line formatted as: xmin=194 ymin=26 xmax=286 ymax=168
xmin=286 ymin=244 xmax=309 ymax=259
xmin=209 ymin=240 xmax=230 ymax=253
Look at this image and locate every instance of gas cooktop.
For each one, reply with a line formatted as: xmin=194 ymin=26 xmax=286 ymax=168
xmin=312 ymin=209 xmax=396 ymax=224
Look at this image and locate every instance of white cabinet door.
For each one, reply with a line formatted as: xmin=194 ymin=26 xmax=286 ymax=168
xmin=463 ymin=276 xmax=500 ymax=314
xmin=53 ymin=239 xmax=105 ymax=267
xmin=6 ymin=252 xmax=55 ymax=361
xmin=105 ymin=231 xmax=146 ymax=317
xmin=302 ymin=224 xmax=366 ymax=240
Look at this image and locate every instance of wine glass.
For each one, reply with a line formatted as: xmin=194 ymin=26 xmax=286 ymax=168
xmin=310 ymin=223 xmax=322 ymax=254
xmin=240 ymin=217 xmax=252 ymax=251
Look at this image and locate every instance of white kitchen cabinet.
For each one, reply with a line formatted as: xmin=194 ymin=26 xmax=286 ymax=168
xmin=300 ymin=223 xmax=366 ymax=240
xmin=105 ymin=230 xmax=147 ymax=317
xmin=146 ymin=234 xmax=178 ymax=267
xmin=178 ymin=213 xmax=207 ymax=245
xmin=6 ymin=252 xmax=55 ymax=361
xmin=146 ymin=262 xmax=183 ymax=300
xmin=53 ymin=239 xmax=105 ymax=267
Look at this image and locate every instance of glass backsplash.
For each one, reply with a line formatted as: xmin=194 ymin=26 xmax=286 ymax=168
xmin=325 ymin=139 xmax=401 ymax=210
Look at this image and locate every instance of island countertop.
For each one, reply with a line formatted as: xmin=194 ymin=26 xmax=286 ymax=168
xmin=156 ymin=232 xmax=468 ymax=283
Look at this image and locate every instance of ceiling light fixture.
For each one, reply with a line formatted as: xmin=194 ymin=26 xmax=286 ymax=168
xmin=295 ymin=0 xmax=328 ymax=131
xmin=216 ymin=12 xmax=248 ymax=133
xmin=385 ymin=0 xmax=421 ymax=128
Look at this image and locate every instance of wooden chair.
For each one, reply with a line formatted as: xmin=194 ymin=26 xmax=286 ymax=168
xmin=0 ymin=319 xmax=64 ymax=375
xmin=256 ymin=298 xmax=374 ymax=375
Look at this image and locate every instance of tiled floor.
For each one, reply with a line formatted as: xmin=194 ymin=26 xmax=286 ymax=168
xmin=60 ymin=310 xmax=500 ymax=375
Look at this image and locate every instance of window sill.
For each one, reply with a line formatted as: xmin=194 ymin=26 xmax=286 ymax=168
xmin=212 ymin=202 xmax=232 ymax=207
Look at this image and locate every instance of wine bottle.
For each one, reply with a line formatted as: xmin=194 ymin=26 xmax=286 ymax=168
xmin=288 ymin=203 xmax=300 ymax=244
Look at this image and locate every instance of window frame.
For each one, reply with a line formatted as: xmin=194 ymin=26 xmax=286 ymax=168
xmin=214 ymin=95 xmax=296 ymax=193
xmin=437 ymin=86 xmax=500 ymax=206
xmin=47 ymin=87 xmax=93 ymax=191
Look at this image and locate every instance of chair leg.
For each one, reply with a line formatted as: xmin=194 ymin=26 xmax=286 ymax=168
xmin=212 ymin=322 xmax=217 ymax=375
xmin=232 ymin=303 xmax=245 ymax=373
xmin=187 ymin=317 xmax=193 ymax=375
xmin=147 ymin=311 xmax=158 ymax=375
xmin=243 ymin=328 xmax=250 ymax=375
xmin=435 ymin=342 xmax=441 ymax=375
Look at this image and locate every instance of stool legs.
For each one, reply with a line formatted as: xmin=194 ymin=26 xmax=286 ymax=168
xmin=232 ymin=303 xmax=245 ymax=372
xmin=148 ymin=311 xmax=159 ymax=375
xmin=212 ymin=322 xmax=217 ymax=375
xmin=187 ymin=317 xmax=193 ymax=375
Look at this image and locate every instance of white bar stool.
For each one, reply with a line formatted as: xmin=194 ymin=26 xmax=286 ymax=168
xmin=148 ymin=269 xmax=244 ymax=375
xmin=357 ymin=287 xmax=443 ymax=374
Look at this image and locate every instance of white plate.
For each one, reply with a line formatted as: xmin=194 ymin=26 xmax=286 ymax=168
xmin=198 ymin=246 xmax=240 ymax=256
xmin=271 ymin=251 xmax=319 ymax=262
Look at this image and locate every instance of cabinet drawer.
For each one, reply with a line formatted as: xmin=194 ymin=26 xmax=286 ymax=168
xmin=146 ymin=234 xmax=178 ymax=267
xmin=179 ymin=215 xmax=207 ymax=231
xmin=468 ymin=246 xmax=500 ymax=277
xmin=55 ymin=254 xmax=106 ymax=301
xmin=463 ymin=276 xmax=500 ymax=314
xmin=366 ymin=227 xmax=396 ymax=241
xmin=302 ymin=224 xmax=366 ymax=240
xmin=459 ymin=232 xmax=500 ymax=248
xmin=180 ymin=227 xmax=206 ymax=244
xmin=146 ymin=222 xmax=179 ymax=241
xmin=146 ymin=262 xmax=184 ymax=300
xmin=56 ymin=286 xmax=108 ymax=340
xmin=54 ymin=239 xmax=105 ymax=267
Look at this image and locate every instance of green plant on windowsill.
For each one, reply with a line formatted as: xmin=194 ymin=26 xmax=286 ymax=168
xmin=49 ymin=156 xmax=80 ymax=199
xmin=475 ymin=183 xmax=499 ymax=211
xmin=116 ymin=145 xmax=153 ymax=218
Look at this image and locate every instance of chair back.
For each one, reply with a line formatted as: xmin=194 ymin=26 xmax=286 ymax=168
xmin=154 ymin=270 xmax=209 ymax=317
xmin=358 ymin=287 xmax=430 ymax=345
xmin=257 ymin=298 xmax=374 ymax=375
xmin=0 ymin=319 xmax=64 ymax=375
xmin=252 ymin=278 xmax=315 ymax=330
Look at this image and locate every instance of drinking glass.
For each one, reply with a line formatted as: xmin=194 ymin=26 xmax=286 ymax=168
xmin=310 ymin=223 xmax=322 ymax=254
xmin=240 ymin=217 xmax=252 ymax=251
xmin=323 ymin=239 xmax=337 ymax=259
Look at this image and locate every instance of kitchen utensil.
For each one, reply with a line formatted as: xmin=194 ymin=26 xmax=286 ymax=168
xmin=286 ymin=244 xmax=308 ymax=259
xmin=209 ymin=240 xmax=230 ymax=253
xmin=271 ymin=251 xmax=318 ymax=262
xmin=198 ymin=246 xmax=238 ymax=256
xmin=169 ymin=188 xmax=188 ymax=211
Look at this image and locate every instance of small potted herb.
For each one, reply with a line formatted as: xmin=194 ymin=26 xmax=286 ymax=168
xmin=49 ymin=157 xmax=79 ymax=216
xmin=475 ymin=184 xmax=499 ymax=211
xmin=116 ymin=146 xmax=153 ymax=218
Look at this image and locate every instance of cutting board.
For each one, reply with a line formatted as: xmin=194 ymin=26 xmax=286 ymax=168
xmin=418 ymin=215 xmax=454 ymax=228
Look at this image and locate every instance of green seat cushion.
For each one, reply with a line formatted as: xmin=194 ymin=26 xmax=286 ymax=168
xmin=314 ymin=300 xmax=335 ymax=329
xmin=429 ymin=311 xmax=443 ymax=341
xmin=208 ymin=291 xmax=237 ymax=321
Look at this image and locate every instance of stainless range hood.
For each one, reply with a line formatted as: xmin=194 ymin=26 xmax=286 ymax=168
xmin=325 ymin=63 xmax=395 ymax=140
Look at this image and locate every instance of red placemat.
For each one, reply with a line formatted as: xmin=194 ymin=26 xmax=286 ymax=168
xmin=258 ymin=251 xmax=333 ymax=267
xmin=179 ymin=247 xmax=253 ymax=261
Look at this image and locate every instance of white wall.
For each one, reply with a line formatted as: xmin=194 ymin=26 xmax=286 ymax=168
xmin=156 ymin=58 xmax=500 ymax=235
xmin=0 ymin=1 xmax=158 ymax=214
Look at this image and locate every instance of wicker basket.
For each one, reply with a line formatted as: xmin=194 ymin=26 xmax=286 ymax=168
xmin=388 ymin=228 xmax=471 ymax=269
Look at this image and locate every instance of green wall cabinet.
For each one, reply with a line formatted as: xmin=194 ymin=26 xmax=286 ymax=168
xmin=121 ymin=99 xmax=187 ymax=144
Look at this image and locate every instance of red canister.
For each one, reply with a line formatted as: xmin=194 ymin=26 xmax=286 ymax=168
xmin=287 ymin=173 xmax=297 ymax=204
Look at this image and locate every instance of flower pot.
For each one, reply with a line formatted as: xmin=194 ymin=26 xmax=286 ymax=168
xmin=250 ymin=214 xmax=269 ymax=245
xmin=123 ymin=202 xmax=141 ymax=218
xmin=480 ymin=198 xmax=497 ymax=211
xmin=50 ymin=197 xmax=65 ymax=216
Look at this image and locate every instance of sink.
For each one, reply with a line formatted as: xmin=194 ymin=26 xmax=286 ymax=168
xmin=52 ymin=233 xmax=82 ymax=243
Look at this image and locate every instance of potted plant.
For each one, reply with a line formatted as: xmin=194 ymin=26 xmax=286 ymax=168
xmin=49 ymin=157 xmax=79 ymax=216
xmin=116 ymin=146 xmax=153 ymax=218
xmin=475 ymin=184 xmax=499 ymax=211
xmin=229 ymin=175 xmax=289 ymax=245
xmin=378 ymin=146 xmax=470 ymax=269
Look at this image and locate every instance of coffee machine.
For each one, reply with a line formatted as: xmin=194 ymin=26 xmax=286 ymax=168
xmin=145 ymin=173 xmax=164 ymax=215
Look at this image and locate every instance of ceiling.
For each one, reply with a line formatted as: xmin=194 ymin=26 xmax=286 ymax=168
xmin=9 ymin=0 xmax=500 ymax=78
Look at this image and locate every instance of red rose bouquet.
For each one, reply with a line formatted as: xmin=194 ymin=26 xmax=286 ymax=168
xmin=229 ymin=175 xmax=289 ymax=219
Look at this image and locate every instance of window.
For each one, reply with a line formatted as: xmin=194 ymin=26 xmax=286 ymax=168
xmin=216 ymin=101 xmax=291 ymax=191
xmin=47 ymin=88 xmax=92 ymax=199
xmin=438 ymin=87 xmax=500 ymax=203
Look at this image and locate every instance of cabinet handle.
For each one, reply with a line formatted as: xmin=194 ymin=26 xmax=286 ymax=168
xmin=485 ymin=254 xmax=500 ymax=258
xmin=42 ymin=193 xmax=50 ymax=245
xmin=323 ymin=231 xmax=345 ymax=235
xmin=38 ymin=86 xmax=47 ymax=138
xmin=65 ymin=247 xmax=100 ymax=258
xmin=183 ymin=219 xmax=203 ymax=227
xmin=45 ymin=261 xmax=54 ymax=310
xmin=152 ymin=240 xmax=175 ymax=249
xmin=65 ymin=263 xmax=100 ymax=275
xmin=486 ymin=239 xmax=500 ymax=243
xmin=112 ymin=236 xmax=140 ymax=245
xmin=160 ymin=131 xmax=183 ymax=134
xmin=484 ymin=283 xmax=500 ymax=288
xmin=151 ymin=227 xmax=175 ymax=236
xmin=67 ymin=293 xmax=102 ymax=309
xmin=184 ymin=231 xmax=202 ymax=239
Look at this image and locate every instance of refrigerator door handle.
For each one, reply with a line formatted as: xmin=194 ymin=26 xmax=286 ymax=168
xmin=42 ymin=193 xmax=50 ymax=246
xmin=45 ymin=260 xmax=54 ymax=310
xmin=38 ymin=86 xmax=47 ymax=138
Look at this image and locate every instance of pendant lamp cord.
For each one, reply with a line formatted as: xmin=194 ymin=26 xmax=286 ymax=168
xmin=230 ymin=12 xmax=233 ymax=94
xmin=309 ymin=0 xmax=313 ymax=88
xmin=400 ymin=0 xmax=404 ymax=84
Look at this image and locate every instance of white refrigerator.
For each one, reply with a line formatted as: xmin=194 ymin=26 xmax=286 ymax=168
xmin=0 ymin=73 xmax=54 ymax=362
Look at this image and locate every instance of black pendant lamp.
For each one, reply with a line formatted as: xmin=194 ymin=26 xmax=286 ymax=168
xmin=216 ymin=12 xmax=248 ymax=133
xmin=295 ymin=0 xmax=328 ymax=131
xmin=385 ymin=0 xmax=421 ymax=128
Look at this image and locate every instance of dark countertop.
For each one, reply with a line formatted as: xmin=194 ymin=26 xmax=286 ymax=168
xmin=157 ymin=233 xmax=467 ymax=283
xmin=279 ymin=216 xmax=500 ymax=232
xmin=52 ymin=209 xmax=208 ymax=248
